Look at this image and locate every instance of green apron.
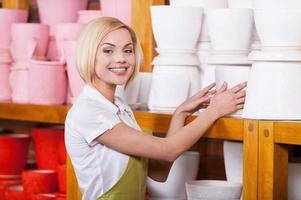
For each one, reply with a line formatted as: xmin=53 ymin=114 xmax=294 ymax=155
xmin=97 ymin=155 xmax=148 ymax=200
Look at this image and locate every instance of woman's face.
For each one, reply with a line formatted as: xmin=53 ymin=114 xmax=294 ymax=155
xmin=94 ymin=28 xmax=135 ymax=88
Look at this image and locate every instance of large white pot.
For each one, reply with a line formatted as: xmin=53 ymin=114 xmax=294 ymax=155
xmin=170 ymin=0 xmax=228 ymax=42
xmin=215 ymin=65 xmax=250 ymax=117
xmin=207 ymin=8 xmax=253 ymax=53
xmin=255 ymin=9 xmax=301 ymax=49
xmin=148 ymin=65 xmax=200 ymax=111
xmin=147 ymin=151 xmax=200 ymax=199
xmin=153 ymin=49 xmax=200 ymax=66
xmin=151 ymin=6 xmax=203 ymax=50
xmin=243 ymin=61 xmax=301 ymax=120
xmin=186 ymin=180 xmax=242 ymax=200
xmin=137 ymin=72 xmax=152 ymax=109
xmin=254 ymin=0 xmax=301 ymax=9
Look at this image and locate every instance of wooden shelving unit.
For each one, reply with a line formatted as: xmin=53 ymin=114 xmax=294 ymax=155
xmin=1 ymin=103 xmax=301 ymax=200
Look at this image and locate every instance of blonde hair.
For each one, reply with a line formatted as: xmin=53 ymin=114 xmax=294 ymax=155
xmin=76 ymin=17 xmax=143 ymax=88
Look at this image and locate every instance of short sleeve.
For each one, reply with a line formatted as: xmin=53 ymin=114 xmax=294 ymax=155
xmin=66 ymin=99 xmax=121 ymax=146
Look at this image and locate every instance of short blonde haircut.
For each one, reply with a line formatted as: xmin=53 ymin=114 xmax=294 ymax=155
xmin=76 ymin=17 xmax=143 ymax=88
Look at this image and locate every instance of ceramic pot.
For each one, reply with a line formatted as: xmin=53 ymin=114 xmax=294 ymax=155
xmin=28 ymin=59 xmax=67 ymax=105
xmin=0 ymin=134 xmax=30 ymax=175
xmin=207 ymin=8 xmax=253 ymax=53
xmin=4 ymin=185 xmax=24 ymax=200
xmin=22 ymin=170 xmax=57 ymax=200
xmin=186 ymin=180 xmax=242 ymax=200
xmin=11 ymin=23 xmax=49 ymax=61
xmin=255 ymin=9 xmax=301 ymax=49
xmin=147 ymin=151 xmax=200 ymax=199
xmin=77 ymin=10 xmax=103 ymax=24
xmin=151 ymin=6 xmax=203 ymax=50
xmin=100 ymin=0 xmax=132 ymax=26
xmin=0 ymin=63 xmax=11 ymax=101
xmin=243 ymin=61 xmax=301 ymax=120
xmin=37 ymin=0 xmax=88 ymax=35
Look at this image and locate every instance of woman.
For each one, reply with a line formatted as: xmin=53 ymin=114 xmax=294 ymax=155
xmin=65 ymin=17 xmax=246 ymax=200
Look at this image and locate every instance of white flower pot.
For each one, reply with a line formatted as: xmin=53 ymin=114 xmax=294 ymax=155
xmin=151 ymin=6 xmax=203 ymax=50
xmin=207 ymin=8 xmax=253 ymax=52
xmin=147 ymin=151 xmax=200 ymax=199
xmin=255 ymin=9 xmax=301 ymax=49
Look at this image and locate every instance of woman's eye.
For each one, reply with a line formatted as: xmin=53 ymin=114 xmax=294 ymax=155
xmin=124 ymin=49 xmax=133 ymax=54
xmin=103 ymin=49 xmax=113 ymax=54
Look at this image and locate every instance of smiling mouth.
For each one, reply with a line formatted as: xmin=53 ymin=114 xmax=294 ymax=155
xmin=109 ymin=67 xmax=128 ymax=73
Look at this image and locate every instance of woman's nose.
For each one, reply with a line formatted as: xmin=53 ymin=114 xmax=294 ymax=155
xmin=114 ymin=52 xmax=126 ymax=63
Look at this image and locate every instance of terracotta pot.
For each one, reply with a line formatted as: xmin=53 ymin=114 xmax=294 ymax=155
xmin=22 ymin=170 xmax=58 ymax=200
xmin=32 ymin=127 xmax=65 ymax=170
xmin=0 ymin=134 xmax=30 ymax=175
xmin=4 ymin=185 xmax=24 ymax=200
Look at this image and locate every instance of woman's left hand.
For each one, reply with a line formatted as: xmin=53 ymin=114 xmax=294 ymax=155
xmin=175 ymin=83 xmax=216 ymax=117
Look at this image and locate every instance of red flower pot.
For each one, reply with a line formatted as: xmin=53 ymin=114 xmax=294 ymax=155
xmin=55 ymin=192 xmax=66 ymax=200
xmin=32 ymin=127 xmax=65 ymax=170
xmin=56 ymin=165 xmax=66 ymax=193
xmin=0 ymin=134 xmax=31 ymax=175
xmin=34 ymin=193 xmax=56 ymax=200
xmin=22 ymin=170 xmax=58 ymax=200
xmin=4 ymin=185 xmax=24 ymax=200
xmin=0 ymin=179 xmax=22 ymax=200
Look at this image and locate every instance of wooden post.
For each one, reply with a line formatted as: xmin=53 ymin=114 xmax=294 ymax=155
xmin=67 ymin=156 xmax=82 ymax=200
xmin=131 ymin=0 xmax=167 ymax=72
xmin=2 ymin=0 xmax=29 ymax=10
xmin=258 ymin=121 xmax=288 ymax=200
xmin=243 ymin=120 xmax=259 ymax=200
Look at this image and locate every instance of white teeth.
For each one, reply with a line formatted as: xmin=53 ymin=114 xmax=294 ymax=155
xmin=110 ymin=68 xmax=127 ymax=72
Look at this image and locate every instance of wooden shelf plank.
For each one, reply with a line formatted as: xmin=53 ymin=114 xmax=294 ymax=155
xmin=0 ymin=102 xmax=69 ymax=124
xmin=274 ymin=121 xmax=301 ymax=145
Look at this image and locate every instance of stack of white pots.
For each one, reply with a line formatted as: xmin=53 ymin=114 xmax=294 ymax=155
xmin=206 ymin=7 xmax=253 ymax=117
xmin=243 ymin=0 xmax=301 ymax=120
xmin=148 ymin=5 xmax=203 ymax=111
xmin=170 ymin=0 xmax=228 ymax=88
xmin=0 ymin=9 xmax=28 ymax=102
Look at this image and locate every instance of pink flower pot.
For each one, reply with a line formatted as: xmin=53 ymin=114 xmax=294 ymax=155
xmin=0 ymin=134 xmax=31 ymax=175
xmin=28 ymin=59 xmax=67 ymax=105
xmin=63 ymin=40 xmax=85 ymax=99
xmin=0 ymin=9 xmax=28 ymax=49
xmin=100 ymin=0 xmax=132 ymax=26
xmin=4 ymin=185 xmax=24 ymax=200
xmin=11 ymin=23 xmax=49 ymax=61
xmin=54 ymin=23 xmax=84 ymax=58
xmin=22 ymin=170 xmax=57 ymax=200
xmin=77 ymin=10 xmax=103 ymax=24
xmin=37 ymin=0 xmax=88 ymax=35
xmin=0 ymin=63 xmax=11 ymax=101
xmin=10 ymin=62 xmax=29 ymax=103
xmin=32 ymin=127 xmax=65 ymax=170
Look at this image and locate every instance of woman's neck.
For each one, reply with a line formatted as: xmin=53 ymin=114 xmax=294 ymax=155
xmin=93 ymin=82 xmax=116 ymax=103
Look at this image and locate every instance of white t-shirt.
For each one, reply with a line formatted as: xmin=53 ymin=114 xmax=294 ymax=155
xmin=65 ymin=85 xmax=141 ymax=200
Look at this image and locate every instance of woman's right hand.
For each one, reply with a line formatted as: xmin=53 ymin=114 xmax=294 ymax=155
xmin=208 ymin=81 xmax=247 ymax=118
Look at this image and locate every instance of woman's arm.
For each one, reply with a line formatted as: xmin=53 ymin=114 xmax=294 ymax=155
xmin=96 ymin=82 xmax=246 ymax=179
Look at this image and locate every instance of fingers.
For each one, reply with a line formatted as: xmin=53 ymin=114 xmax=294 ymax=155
xmin=216 ymin=82 xmax=227 ymax=94
xmin=193 ymin=83 xmax=216 ymax=99
xmin=229 ymin=81 xmax=247 ymax=93
xmin=236 ymin=97 xmax=245 ymax=104
xmin=235 ymin=90 xmax=246 ymax=99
